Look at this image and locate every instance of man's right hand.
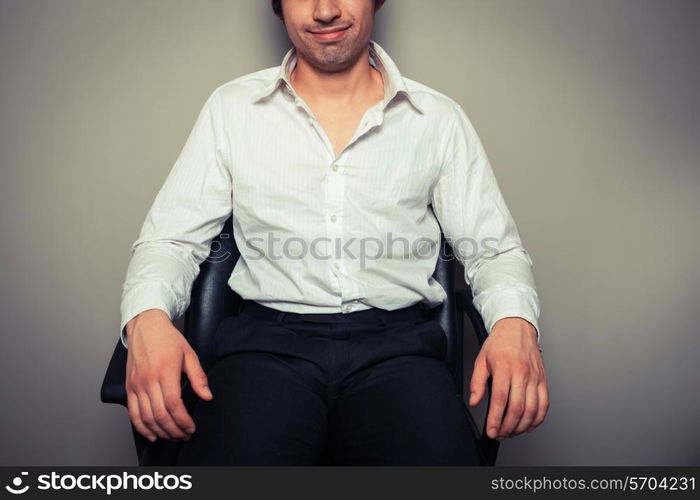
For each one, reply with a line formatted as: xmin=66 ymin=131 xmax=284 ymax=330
xmin=124 ymin=309 xmax=214 ymax=442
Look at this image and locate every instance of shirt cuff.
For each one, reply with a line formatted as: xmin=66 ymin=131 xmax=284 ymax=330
xmin=119 ymin=282 xmax=181 ymax=349
xmin=474 ymin=287 xmax=541 ymax=346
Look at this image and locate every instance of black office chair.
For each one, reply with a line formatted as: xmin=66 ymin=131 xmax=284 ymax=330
xmin=101 ymin=212 xmax=500 ymax=466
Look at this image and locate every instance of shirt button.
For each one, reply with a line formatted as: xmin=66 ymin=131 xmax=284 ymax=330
xmin=332 ymin=164 xmax=339 ymax=172
xmin=334 ymin=262 xmax=340 ymax=269
xmin=346 ymin=305 xmax=353 ymax=312
xmin=330 ymin=214 xmax=337 ymax=222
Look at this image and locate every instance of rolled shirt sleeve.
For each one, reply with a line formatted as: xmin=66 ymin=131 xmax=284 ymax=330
xmin=430 ymin=103 xmax=541 ymax=346
xmin=119 ymin=88 xmax=232 ymax=348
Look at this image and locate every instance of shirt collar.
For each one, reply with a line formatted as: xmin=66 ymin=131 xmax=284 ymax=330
xmin=251 ymin=39 xmax=423 ymax=114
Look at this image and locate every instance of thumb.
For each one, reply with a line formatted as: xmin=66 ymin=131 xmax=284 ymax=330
xmin=182 ymin=350 xmax=213 ymax=400
xmin=469 ymin=354 xmax=489 ymax=407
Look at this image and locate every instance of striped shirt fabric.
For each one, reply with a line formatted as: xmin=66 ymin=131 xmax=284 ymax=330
xmin=119 ymin=39 xmax=541 ymax=349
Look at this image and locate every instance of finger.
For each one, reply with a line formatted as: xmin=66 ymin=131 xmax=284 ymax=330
xmin=183 ymin=350 xmax=213 ymax=401
xmin=486 ymin=367 xmax=510 ymax=439
xmin=146 ymin=381 xmax=190 ymax=440
xmin=127 ymin=390 xmax=156 ymax=442
xmin=514 ymin=377 xmax=539 ymax=435
xmin=137 ymin=388 xmax=169 ymax=440
xmin=497 ymin=368 xmax=527 ymax=439
xmin=160 ymin=368 xmax=197 ymax=436
xmin=529 ymin=379 xmax=549 ymax=431
xmin=469 ymin=353 xmax=489 ymax=407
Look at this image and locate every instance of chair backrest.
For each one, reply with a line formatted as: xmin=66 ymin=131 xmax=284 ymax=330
xmin=184 ymin=212 xmax=464 ymax=393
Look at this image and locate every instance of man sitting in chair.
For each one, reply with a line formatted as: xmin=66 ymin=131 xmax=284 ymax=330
xmin=119 ymin=0 xmax=548 ymax=465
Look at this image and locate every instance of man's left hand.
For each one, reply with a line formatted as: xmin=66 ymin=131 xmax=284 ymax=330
xmin=468 ymin=317 xmax=549 ymax=441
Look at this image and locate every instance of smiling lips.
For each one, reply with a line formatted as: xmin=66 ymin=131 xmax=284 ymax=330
xmin=309 ymin=25 xmax=350 ymax=42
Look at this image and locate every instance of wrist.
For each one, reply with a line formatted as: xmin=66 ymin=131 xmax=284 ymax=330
xmin=493 ymin=316 xmax=538 ymax=341
xmin=126 ymin=309 xmax=170 ymax=337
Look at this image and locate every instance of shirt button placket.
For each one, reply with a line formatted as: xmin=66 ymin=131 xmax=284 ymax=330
xmin=325 ymin=155 xmax=345 ymax=308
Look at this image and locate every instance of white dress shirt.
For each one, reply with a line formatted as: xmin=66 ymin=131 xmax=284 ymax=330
xmin=119 ymin=39 xmax=541 ymax=349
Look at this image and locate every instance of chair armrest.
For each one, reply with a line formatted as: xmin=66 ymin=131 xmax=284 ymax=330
xmin=100 ymin=338 xmax=128 ymax=406
xmin=455 ymin=289 xmax=489 ymax=346
xmin=455 ymin=288 xmax=500 ymax=466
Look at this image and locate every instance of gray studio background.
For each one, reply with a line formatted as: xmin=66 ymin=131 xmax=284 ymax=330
xmin=1 ymin=0 xmax=698 ymax=465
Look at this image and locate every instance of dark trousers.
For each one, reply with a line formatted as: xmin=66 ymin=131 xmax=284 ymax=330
xmin=174 ymin=300 xmax=481 ymax=465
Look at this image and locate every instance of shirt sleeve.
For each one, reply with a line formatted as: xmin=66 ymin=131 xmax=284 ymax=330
xmin=430 ymin=103 xmax=541 ymax=346
xmin=119 ymin=88 xmax=232 ymax=349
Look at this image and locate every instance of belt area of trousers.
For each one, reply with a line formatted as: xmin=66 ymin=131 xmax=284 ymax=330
xmin=241 ymin=300 xmax=431 ymax=325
